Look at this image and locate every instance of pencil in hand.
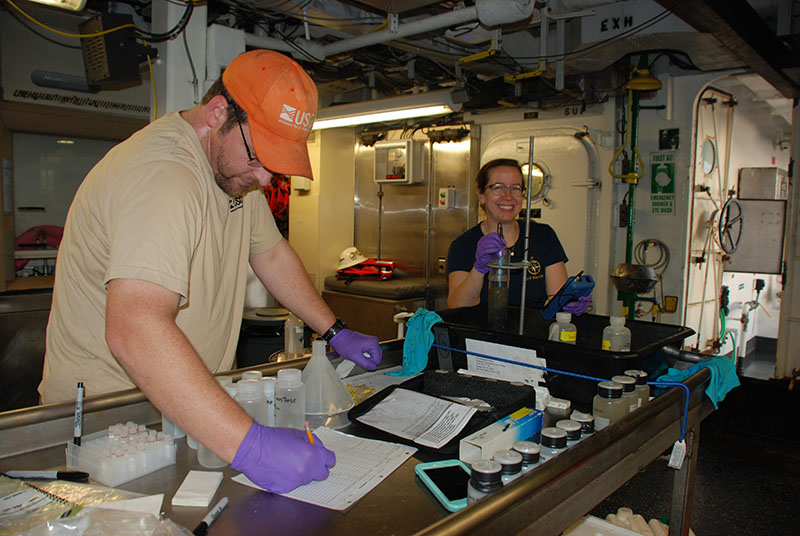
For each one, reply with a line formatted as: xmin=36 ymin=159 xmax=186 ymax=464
xmin=304 ymin=421 xmax=315 ymax=444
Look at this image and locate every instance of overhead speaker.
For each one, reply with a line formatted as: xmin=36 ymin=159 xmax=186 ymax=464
xmin=79 ymin=13 xmax=155 ymax=88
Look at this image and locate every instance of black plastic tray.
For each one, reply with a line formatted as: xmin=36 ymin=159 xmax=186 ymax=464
xmin=429 ymin=306 xmax=694 ymax=409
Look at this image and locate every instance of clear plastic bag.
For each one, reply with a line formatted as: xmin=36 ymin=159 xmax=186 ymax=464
xmin=18 ymin=507 xmax=191 ymax=536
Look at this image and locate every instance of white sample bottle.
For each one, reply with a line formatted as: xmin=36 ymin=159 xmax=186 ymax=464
xmin=467 ymin=460 xmax=503 ymax=504
xmin=592 ymin=381 xmax=626 ymax=430
xmin=235 ymin=379 xmax=268 ymax=426
xmin=493 ymin=449 xmax=523 ymax=485
xmin=512 ymin=441 xmax=541 ymax=473
xmin=625 ymin=369 xmax=650 ymax=408
xmin=612 ymin=374 xmax=639 ymax=413
xmin=242 ymin=370 xmax=263 ymax=381
xmin=284 ymin=313 xmax=305 ymax=359
xmin=275 ymin=368 xmax=305 ymax=430
xmin=539 ymin=427 xmax=568 ymax=461
xmin=555 ymin=419 xmax=583 ymax=447
xmin=602 ymin=316 xmax=632 ymax=351
xmin=548 ymin=312 xmax=577 ymax=345
xmin=262 ymin=377 xmax=277 ymax=427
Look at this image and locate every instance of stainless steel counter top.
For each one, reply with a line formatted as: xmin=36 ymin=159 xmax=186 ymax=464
xmin=0 ymin=339 xmax=713 ymax=535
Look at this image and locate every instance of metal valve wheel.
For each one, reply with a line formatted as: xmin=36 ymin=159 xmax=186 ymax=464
xmin=718 ymin=198 xmax=744 ymax=254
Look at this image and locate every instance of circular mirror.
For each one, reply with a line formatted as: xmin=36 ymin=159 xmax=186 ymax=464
xmin=521 ymin=162 xmax=545 ymax=197
xmin=701 ymin=138 xmax=716 ymax=175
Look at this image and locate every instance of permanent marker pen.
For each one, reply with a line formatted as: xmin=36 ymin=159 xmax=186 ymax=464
xmin=192 ymin=497 xmax=228 ymax=536
xmin=73 ymin=382 xmax=84 ymax=446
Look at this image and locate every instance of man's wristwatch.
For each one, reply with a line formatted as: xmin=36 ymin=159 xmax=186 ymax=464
xmin=321 ymin=318 xmax=347 ymax=342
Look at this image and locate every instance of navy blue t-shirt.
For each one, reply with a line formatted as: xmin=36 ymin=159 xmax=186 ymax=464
xmin=447 ymin=220 xmax=568 ymax=308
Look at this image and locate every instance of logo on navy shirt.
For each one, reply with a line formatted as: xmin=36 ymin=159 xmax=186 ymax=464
xmin=229 ymin=196 xmax=243 ymax=212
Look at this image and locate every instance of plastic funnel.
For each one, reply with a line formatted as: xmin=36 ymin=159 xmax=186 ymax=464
xmin=303 ymin=339 xmax=354 ymax=429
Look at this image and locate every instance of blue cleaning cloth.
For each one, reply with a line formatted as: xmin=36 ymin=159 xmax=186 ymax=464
xmin=656 ymin=356 xmax=740 ymax=409
xmin=386 ymin=308 xmax=442 ymax=377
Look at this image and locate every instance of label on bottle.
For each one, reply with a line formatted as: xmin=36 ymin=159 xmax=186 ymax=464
xmin=602 ymin=339 xmax=611 ymax=350
xmin=560 ymin=331 xmax=577 ymax=342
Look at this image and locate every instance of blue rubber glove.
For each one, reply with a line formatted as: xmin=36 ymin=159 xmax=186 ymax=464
xmin=474 ymin=233 xmax=506 ymax=274
xmin=329 ymin=328 xmax=382 ymax=371
xmin=561 ymin=295 xmax=591 ymax=316
xmin=231 ymin=422 xmax=335 ymax=494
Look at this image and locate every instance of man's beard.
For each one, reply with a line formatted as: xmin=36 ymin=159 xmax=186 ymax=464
xmin=214 ymin=151 xmax=254 ymax=197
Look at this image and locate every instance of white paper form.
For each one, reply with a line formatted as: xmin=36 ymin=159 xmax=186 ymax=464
xmin=233 ymin=427 xmax=416 ymax=511
xmin=355 ymin=388 xmax=477 ymax=448
xmin=464 ymin=339 xmax=546 ymax=386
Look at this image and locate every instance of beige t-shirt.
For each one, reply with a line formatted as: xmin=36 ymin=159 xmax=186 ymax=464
xmin=39 ymin=112 xmax=281 ymax=403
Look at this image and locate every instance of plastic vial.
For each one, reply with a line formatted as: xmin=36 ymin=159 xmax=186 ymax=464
xmin=235 ymin=379 xmax=269 ymax=426
xmin=512 ymin=441 xmax=541 ymax=472
xmin=467 ymin=459 xmax=503 ymax=504
xmin=539 ymin=427 xmax=568 ymax=461
xmin=493 ymin=449 xmax=523 ymax=485
xmin=548 ymin=312 xmax=577 ymax=345
xmin=487 ymin=249 xmax=510 ymax=332
xmin=602 ymin=316 xmax=632 ymax=351
xmin=161 ymin=414 xmax=185 ymax=439
xmin=242 ymin=370 xmax=263 ymax=381
xmin=555 ymin=419 xmax=582 ymax=446
xmin=262 ymin=377 xmax=277 ymax=427
xmin=570 ymin=411 xmax=595 ymax=436
xmin=612 ymin=375 xmax=639 ymax=413
xmin=284 ymin=313 xmax=305 ymax=359
xmin=625 ymin=369 xmax=650 ymax=408
xmin=198 ymin=442 xmax=227 ymax=469
xmin=593 ymin=381 xmax=626 ymax=430
xmin=275 ymin=368 xmax=305 ymax=430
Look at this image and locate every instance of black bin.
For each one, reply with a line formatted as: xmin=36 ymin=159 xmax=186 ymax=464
xmin=429 ymin=305 xmax=694 ymax=409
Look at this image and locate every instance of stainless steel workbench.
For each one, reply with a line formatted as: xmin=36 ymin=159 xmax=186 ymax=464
xmin=0 ymin=340 xmax=713 ymax=535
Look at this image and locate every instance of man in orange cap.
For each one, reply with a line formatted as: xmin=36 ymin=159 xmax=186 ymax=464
xmin=40 ymin=50 xmax=381 ymax=492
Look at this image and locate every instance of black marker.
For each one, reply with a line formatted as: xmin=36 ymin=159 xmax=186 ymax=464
xmin=193 ymin=497 xmax=228 ymax=536
xmin=73 ymin=382 xmax=84 ymax=446
xmin=5 ymin=470 xmax=89 ymax=482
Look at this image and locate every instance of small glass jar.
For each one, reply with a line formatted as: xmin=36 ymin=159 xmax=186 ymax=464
xmin=493 ymin=449 xmax=523 ymax=485
xmin=467 ymin=460 xmax=503 ymax=504
xmin=539 ymin=427 xmax=568 ymax=461
xmin=512 ymin=441 xmax=541 ymax=473
xmin=592 ymin=381 xmax=626 ymax=430
xmin=570 ymin=411 xmax=595 ymax=436
xmin=555 ymin=419 xmax=582 ymax=446
xmin=624 ymin=369 xmax=650 ymax=408
xmin=611 ymin=374 xmax=639 ymax=413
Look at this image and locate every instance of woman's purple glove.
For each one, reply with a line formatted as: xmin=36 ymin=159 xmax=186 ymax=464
xmin=474 ymin=233 xmax=506 ymax=274
xmin=561 ymin=295 xmax=591 ymax=316
xmin=329 ymin=329 xmax=382 ymax=371
xmin=231 ymin=422 xmax=335 ymax=494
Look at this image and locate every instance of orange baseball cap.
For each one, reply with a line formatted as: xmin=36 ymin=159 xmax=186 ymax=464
xmin=223 ymin=50 xmax=317 ymax=179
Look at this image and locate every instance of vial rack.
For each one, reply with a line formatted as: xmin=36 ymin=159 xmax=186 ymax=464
xmin=66 ymin=421 xmax=177 ymax=487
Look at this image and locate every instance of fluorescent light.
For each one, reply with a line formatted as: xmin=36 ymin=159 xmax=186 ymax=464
xmin=313 ymin=89 xmax=461 ymax=130
xmin=25 ymin=0 xmax=87 ymax=11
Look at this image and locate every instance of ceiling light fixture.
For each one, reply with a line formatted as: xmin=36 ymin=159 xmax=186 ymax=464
xmin=313 ymin=89 xmax=462 ymax=130
xmin=24 ymin=0 xmax=87 ymax=12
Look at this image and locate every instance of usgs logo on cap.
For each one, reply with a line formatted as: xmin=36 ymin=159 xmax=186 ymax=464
xmin=279 ymin=104 xmax=315 ymax=132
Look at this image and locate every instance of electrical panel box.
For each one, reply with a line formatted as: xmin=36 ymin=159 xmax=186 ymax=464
xmin=738 ymin=167 xmax=788 ymax=200
xmin=438 ymin=187 xmax=457 ymax=209
xmin=374 ymin=140 xmax=427 ymax=184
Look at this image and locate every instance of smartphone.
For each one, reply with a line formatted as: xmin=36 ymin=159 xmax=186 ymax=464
xmin=414 ymin=459 xmax=471 ymax=512
xmin=541 ymin=273 xmax=595 ymax=320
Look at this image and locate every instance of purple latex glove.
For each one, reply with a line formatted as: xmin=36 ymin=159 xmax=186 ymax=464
xmin=231 ymin=422 xmax=335 ymax=494
xmin=474 ymin=233 xmax=507 ymax=274
xmin=329 ymin=328 xmax=382 ymax=371
xmin=561 ymin=295 xmax=591 ymax=316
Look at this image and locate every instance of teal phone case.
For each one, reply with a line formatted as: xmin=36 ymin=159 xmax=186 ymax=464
xmin=414 ymin=460 xmax=471 ymax=512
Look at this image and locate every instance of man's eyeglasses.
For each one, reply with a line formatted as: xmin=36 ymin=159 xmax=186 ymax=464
xmin=486 ymin=183 xmax=525 ymax=197
xmin=228 ymin=101 xmax=264 ymax=168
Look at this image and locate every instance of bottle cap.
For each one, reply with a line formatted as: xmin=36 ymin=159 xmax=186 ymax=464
xmin=555 ymin=312 xmax=572 ymax=322
xmin=470 ymin=459 xmax=503 ymax=492
xmin=624 ymin=369 xmax=648 ymax=385
xmin=242 ymin=371 xmax=263 ymax=381
xmin=512 ymin=441 xmax=541 ymax=464
xmin=237 ymin=379 xmax=265 ymax=399
xmin=277 ymin=368 xmax=303 ymax=388
xmin=540 ymin=427 xmax=568 ymax=449
xmin=492 ymin=449 xmax=523 ymax=474
xmin=555 ymin=419 xmax=582 ymax=440
xmin=610 ymin=316 xmax=626 ymax=326
xmin=597 ymin=381 xmax=623 ymax=398
xmin=611 ymin=375 xmax=636 ymax=392
xmin=215 ymin=375 xmax=233 ymax=388
xmin=570 ymin=411 xmax=595 ymax=434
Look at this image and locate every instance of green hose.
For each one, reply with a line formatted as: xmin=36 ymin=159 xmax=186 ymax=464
xmin=718 ymin=310 xmax=738 ymax=365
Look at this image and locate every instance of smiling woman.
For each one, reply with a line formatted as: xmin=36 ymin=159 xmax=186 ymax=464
xmin=445 ymin=158 xmax=570 ymax=312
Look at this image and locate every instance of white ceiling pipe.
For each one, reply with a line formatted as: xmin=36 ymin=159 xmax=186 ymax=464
xmin=320 ymin=0 xmax=533 ymax=58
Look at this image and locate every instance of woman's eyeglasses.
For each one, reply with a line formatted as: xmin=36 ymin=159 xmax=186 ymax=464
xmin=486 ymin=183 xmax=525 ymax=197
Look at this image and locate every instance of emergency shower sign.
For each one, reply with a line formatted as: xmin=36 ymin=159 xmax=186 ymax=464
xmin=650 ymin=152 xmax=675 ymax=215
